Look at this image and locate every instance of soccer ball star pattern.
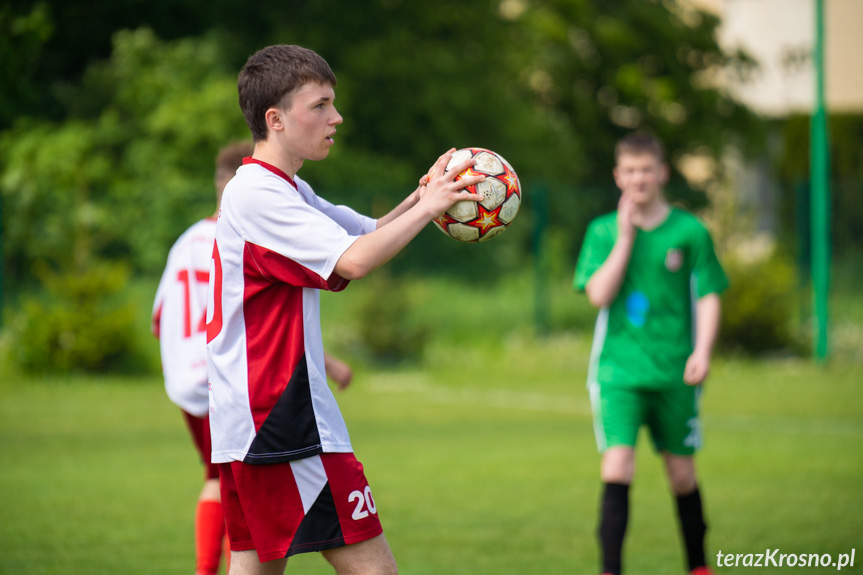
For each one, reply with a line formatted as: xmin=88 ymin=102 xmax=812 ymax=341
xmin=433 ymin=147 xmax=521 ymax=243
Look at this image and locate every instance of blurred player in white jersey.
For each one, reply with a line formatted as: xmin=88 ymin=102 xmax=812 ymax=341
xmin=152 ymin=141 xmax=253 ymax=575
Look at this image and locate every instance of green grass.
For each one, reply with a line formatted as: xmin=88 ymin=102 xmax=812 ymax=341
xmin=1 ymin=332 xmax=861 ymax=575
xmin=1 ymin=260 xmax=861 ymax=574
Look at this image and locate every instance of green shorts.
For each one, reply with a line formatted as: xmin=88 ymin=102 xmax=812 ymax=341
xmin=588 ymin=382 xmax=702 ymax=455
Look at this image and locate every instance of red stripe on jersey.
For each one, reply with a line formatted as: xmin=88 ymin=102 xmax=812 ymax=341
xmin=243 ymin=245 xmax=307 ymax=433
xmin=206 ymin=241 xmax=224 ymax=344
xmin=241 ymin=242 xmax=349 ymax=434
xmin=244 ymin=242 xmax=340 ymax=290
xmin=152 ymin=303 xmax=163 ymax=339
xmin=242 ymin=157 xmax=297 ymax=190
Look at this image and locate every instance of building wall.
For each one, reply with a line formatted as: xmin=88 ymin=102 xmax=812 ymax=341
xmin=690 ymin=0 xmax=863 ymax=115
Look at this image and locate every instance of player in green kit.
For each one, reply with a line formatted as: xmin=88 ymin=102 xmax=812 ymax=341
xmin=574 ymin=132 xmax=728 ymax=575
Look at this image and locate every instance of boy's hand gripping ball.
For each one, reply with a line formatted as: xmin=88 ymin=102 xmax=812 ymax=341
xmin=432 ymin=148 xmax=521 ymax=243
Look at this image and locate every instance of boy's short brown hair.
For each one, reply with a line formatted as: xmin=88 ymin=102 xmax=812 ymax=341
xmin=238 ymin=45 xmax=338 ymax=142
xmin=614 ymin=131 xmax=665 ymax=163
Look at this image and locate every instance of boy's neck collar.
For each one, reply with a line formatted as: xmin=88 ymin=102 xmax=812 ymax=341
xmin=632 ymin=200 xmax=671 ymax=231
xmin=244 ymin=157 xmax=297 ymax=189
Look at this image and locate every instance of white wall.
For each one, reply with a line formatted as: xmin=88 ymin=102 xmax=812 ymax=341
xmin=690 ymin=0 xmax=863 ymax=116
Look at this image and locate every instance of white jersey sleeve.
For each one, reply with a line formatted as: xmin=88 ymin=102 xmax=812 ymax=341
xmin=152 ymin=218 xmax=217 ymax=417
xmin=229 ymin=173 xmax=366 ymax=284
xmin=294 ymin=176 xmax=377 ymax=237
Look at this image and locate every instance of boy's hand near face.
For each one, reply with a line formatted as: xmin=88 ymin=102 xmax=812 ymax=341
xmin=617 ymin=192 xmax=637 ymax=240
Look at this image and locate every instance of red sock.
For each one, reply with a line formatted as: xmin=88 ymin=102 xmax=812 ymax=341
xmin=195 ymin=499 xmax=226 ymax=575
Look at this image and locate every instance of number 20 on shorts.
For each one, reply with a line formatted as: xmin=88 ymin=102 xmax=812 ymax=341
xmin=348 ymin=486 xmax=377 ymax=520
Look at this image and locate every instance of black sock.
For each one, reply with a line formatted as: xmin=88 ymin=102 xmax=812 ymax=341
xmin=598 ymin=482 xmax=630 ymax=575
xmin=676 ymin=486 xmax=708 ymax=571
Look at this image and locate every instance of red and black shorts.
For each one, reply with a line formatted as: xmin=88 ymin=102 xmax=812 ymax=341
xmin=219 ymin=452 xmax=383 ymax=562
xmin=182 ymin=411 xmax=220 ymax=480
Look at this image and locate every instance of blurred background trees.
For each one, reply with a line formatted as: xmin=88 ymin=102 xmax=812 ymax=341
xmin=0 ymin=0 xmax=762 ymax=274
xmin=0 ymin=0 xmax=857 ymax=372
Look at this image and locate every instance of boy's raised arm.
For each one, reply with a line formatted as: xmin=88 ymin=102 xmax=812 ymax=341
xmin=585 ymin=194 xmax=637 ymax=308
xmin=334 ymin=151 xmax=484 ymax=280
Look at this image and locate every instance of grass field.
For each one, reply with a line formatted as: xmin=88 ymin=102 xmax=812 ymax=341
xmin=1 ymin=263 xmax=861 ymax=574
xmin=1 ymin=325 xmax=861 ymax=574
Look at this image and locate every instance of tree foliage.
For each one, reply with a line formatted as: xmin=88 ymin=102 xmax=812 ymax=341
xmin=1 ymin=0 xmax=766 ymax=286
xmin=2 ymin=28 xmax=248 ymax=280
xmin=774 ymin=114 xmax=863 ymax=257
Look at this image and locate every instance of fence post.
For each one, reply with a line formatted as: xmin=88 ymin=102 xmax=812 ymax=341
xmin=811 ymin=0 xmax=831 ymax=361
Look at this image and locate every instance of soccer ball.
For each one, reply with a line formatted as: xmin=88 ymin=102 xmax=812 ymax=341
xmin=432 ymin=147 xmax=521 ymax=243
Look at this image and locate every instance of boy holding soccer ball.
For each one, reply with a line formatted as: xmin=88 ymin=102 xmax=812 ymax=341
xmin=574 ymin=132 xmax=727 ymax=575
xmin=206 ymin=44 xmax=485 ymax=575
xmin=153 ymin=141 xmax=356 ymax=575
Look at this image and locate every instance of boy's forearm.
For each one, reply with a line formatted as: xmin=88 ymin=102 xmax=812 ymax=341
xmin=335 ymin=201 xmax=435 ymax=280
xmin=584 ymin=234 xmax=635 ymax=308
xmin=341 ymin=150 xmax=484 ymax=279
xmin=693 ymin=293 xmax=721 ymax=356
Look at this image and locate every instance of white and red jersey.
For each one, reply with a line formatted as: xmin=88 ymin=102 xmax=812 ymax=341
xmin=206 ymin=158 xmax=376 ymax=465
xmin=152 ymin=218 xmax=217 ymax=417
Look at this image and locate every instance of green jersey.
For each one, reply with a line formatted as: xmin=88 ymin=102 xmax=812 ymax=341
xmin=574 ymin=208 xmax=728 ymax=389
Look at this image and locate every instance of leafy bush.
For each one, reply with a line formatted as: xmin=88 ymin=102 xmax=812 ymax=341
xmin=2 ymin=261 xmax=147 ymax=373
xmin=354 ymin=272 xmax=428 ymax=364
xmin=719 ymin=252 xmax=804 ymax=355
